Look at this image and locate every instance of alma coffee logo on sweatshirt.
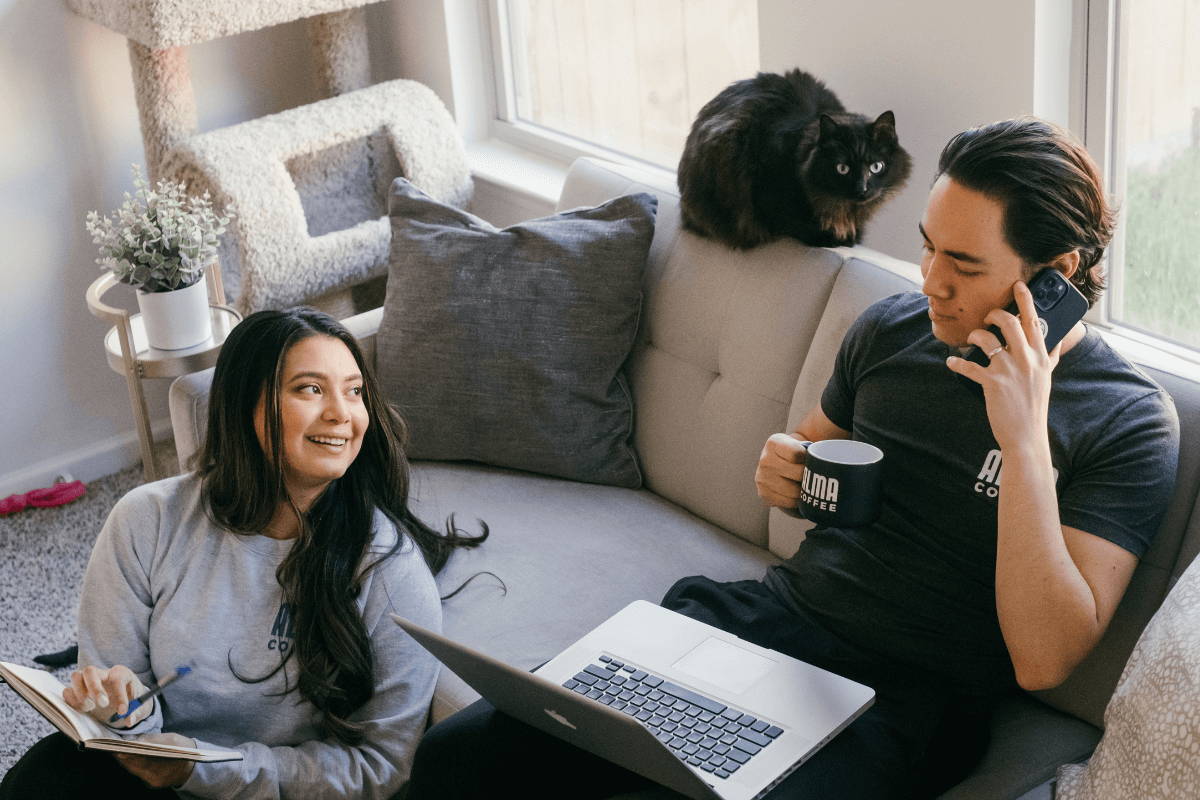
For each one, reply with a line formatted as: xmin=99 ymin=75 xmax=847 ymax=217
xmin=268 ymin=602 xmax=296 ymax=653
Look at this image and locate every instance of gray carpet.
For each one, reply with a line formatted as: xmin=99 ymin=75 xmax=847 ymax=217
xmin=0 ymin=444 xmax=176 ymax=776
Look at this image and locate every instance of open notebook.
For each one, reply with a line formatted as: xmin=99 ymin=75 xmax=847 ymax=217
xmin=0 ymin=660 xmax=241 ymax=762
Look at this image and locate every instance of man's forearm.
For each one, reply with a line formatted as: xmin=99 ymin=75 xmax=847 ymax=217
xmin=995 ymin=440 xmax=1102 ymax=690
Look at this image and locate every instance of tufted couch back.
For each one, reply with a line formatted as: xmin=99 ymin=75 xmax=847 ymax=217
xmin=557 ymin=158 xmax=847 ymax=547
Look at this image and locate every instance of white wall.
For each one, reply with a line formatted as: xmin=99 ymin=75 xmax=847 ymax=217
xmin=0 ymin=0 xmax=1073 ymax=495
xmin=0 ymin=1 xmax=394 ymax=494
xmin=401 ymin=1 xmax=1074 ymax=238
xmin=758 ymin=0 xmax=1045 ymax=260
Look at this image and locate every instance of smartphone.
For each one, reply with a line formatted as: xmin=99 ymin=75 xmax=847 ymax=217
xmin=963 ymin=267 xmax=1088 ymax=368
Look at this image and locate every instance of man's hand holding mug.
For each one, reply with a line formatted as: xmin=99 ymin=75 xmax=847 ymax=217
xmin=755 ymin=433 xmax=811 ymax=510
xmin=756 ymin=435 xmax=884 ymax=527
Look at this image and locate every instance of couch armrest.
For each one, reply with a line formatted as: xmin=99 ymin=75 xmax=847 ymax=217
xmin=169 ymin=368 xmax=215 ymax=473
xmin=936 ymin=692 xmax=1098 ymax=799
xmin=343 ymin=305 xmax=383 ymax=367
xmin=167 ymin=305 xmax=386 ymax=472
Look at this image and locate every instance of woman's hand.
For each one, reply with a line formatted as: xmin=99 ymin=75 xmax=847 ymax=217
xmin=946 ymin=280 xmax=1060 ymax=452
xmin=114 ymin=733 xmax=197 ymax=788
xmin=61 ymin=664 xmax=153 ymax=729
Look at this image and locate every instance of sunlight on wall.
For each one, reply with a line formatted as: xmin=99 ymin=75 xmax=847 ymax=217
xmin=0 ymin=23 xmax=71 ymax=301
xmin=0 ymin=49 xmax=55 ymax=281
xmin=0 ymin=0 xmax=336 ymax=483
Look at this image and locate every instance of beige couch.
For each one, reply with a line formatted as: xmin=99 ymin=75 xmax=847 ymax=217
xmin=169 ymin=157 xmax=1200 ymax=798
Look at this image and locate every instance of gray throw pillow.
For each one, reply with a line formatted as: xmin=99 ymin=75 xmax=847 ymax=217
xmin=377 ymin=178 xmax=657 ymax=487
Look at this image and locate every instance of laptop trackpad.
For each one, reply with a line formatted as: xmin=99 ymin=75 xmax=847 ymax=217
xmin=671 ymin=636 xmax=777 ymax=695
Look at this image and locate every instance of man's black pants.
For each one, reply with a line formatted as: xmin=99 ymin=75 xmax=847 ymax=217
xmin=406 ymin=576 xmax=993 ymax=800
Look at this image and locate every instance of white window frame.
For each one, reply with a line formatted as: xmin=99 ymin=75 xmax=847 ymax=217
xmin=1077 ymin=0 xmax=1200 ymax=368
xmin=483 ymin=0 xmax=687 ymax=180
xmin=403 ymin=0 xmax=1199 ymax=378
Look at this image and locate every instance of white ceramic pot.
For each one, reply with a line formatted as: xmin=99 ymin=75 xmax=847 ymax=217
xmin=136 ymin=278 xmax=212 ymax=350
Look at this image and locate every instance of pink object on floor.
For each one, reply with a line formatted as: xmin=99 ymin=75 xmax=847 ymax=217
xmin=0 ymin=480 xmax=88 ymax=515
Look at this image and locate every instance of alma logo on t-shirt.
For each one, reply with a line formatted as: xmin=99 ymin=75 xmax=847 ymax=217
xmin=974 ymin=449 xmax=1059 ymax=499
xmin=268 ymin=602 xmax=296 ymax=654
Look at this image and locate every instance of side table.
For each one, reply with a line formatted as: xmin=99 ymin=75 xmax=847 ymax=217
xmin=86 ymin=273 xmax=241 ymax=482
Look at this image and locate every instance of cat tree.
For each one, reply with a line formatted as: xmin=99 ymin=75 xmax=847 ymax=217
xmin=68 ymin=0 xmax=473 ymax=315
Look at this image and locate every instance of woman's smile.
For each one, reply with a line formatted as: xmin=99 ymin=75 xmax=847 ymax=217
xmin=306 ymin=434 xmax=349 ymax=448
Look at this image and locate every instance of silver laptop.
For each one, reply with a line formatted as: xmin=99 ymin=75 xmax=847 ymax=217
xmin=393 ymin=600 xmax=874 ymax=800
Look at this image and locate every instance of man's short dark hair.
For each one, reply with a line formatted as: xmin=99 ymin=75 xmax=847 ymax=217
xmin=936 ymin=117 xmax=1115 ymax=306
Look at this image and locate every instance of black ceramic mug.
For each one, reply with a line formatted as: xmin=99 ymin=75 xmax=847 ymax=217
xmin=795 ymin=439 xmax=884 ymax=528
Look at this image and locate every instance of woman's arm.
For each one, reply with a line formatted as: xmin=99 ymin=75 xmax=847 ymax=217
xmin=177 ymin=540 xmax=442 ymax=800
xmin=75 ymin=488 xmax=166 ymax=737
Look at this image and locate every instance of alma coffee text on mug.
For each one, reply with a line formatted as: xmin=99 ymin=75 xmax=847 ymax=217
xmin=800 ymin=470 xmax=839 ymax=511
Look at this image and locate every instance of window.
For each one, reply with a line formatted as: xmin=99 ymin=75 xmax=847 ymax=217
xmin=1091 ymin=0 xmax=1200 ymax=354
xmin=492 ymin=0 xmax=759 ymax=170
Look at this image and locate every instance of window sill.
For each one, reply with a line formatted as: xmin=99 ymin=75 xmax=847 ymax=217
xmin=465 ymin=132 xmax=678 ymax=215
xmin=1095 ymin=324 xmax=1200 ymax=384
xmin=466 ymin=138 xmax=567 ymax=208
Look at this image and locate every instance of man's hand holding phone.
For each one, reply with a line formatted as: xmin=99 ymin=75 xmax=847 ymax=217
xmin=946 ymin=280 xmax=1064 ymax=451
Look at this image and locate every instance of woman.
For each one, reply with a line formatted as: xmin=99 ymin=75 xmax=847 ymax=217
xmin=0 ymin=308 xmax=486 ymax=799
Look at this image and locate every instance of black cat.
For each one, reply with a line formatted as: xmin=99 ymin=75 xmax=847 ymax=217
xmin=677 ymin=69 xmax=911 ymax=249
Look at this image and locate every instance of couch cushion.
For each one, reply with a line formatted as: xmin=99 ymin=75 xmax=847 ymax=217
xmin=378 ymin=178 xmax=657 ymax=487
xmin=557 ymin=158 xmax=844 ymax=547
xmin=1141 ymin=367 xmax=1200 ymax=589
xmin=406 ymin=461 xmax=779 ymax=723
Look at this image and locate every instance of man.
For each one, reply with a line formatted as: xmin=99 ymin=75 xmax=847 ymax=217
xmin=406 ymin=118 xmax=1179 ymax=799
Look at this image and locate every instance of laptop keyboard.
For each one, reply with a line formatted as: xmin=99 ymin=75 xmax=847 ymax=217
xmin=562 ymin=654 xmax=784 ymax=780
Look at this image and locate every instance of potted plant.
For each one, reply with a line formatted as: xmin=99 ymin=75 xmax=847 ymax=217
xmin=86 ymin=164 xmax=234 ymax=350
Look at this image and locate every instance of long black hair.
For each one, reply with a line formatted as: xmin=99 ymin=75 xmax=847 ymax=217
xmin=196 ymin=307 xmax=488 ymax=744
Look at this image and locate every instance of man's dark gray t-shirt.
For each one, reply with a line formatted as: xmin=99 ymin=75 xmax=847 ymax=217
xmin=764 ymin=291 xmax=1179 ymax=696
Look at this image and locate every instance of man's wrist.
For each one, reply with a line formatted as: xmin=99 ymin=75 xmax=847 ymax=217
xmin=1000 ymin=437 xmax=1057 ymax=488
xmin=1000 ymin=436 xmax=1053 ymax=465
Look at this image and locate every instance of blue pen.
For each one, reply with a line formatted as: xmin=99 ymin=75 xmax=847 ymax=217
xmin=108 ymin=664 xmax=192 ymax=723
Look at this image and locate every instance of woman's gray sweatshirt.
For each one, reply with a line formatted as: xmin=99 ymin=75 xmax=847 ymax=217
xmin=76 ymin=473 xmax=442 ymax=800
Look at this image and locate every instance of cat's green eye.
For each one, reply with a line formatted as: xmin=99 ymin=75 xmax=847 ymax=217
xmin=870 ymin=161 xmax=885 ymax=174
xmin=836 ymin=163 xmax=850 ymax=175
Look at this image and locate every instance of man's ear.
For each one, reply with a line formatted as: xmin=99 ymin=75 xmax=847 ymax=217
xmin=1051 ymin=250 xmax=1081 ymax=281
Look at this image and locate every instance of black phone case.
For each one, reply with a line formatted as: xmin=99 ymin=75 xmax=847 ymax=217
xmin=963 ymin=268 xmax=1088 ymax=368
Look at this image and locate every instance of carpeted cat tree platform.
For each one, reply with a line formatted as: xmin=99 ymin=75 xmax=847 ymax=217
xmin=68 ymin=0 xmax=473 ymax=315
